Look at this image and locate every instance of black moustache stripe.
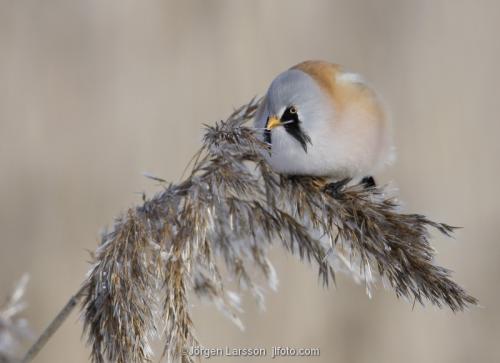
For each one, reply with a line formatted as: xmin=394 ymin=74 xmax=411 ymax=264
xmin=263 ymin=128 xmax=272 ymax=145
xmin=284 ymin=122 xmax=311 ymax=152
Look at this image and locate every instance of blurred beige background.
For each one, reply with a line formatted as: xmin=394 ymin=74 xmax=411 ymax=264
xmin=1 ymin=1 xmax=499 ymax=362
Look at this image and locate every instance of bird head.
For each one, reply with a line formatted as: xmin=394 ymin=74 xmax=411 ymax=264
xmin=258 ymin=65 xmax=332 ymax=151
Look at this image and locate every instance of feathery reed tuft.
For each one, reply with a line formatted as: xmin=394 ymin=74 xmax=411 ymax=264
xmin=82 ymin=98 xmax=477 ymax=363
xmin=0 ymin=275 xmax=31 ymax=363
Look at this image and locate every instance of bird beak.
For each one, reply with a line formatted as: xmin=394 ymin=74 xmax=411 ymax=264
xmin=266 ymin=116 xmax=281 ymax=130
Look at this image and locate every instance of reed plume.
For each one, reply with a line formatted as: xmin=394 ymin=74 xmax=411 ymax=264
xmin=0 ymin=275 xmax=31 ymax=363
xmin=79 ymin=98 xmax=476 ymax=363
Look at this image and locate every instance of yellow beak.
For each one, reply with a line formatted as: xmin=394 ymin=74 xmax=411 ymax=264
xmin=266 ymin=116 xmax=281 ymax=130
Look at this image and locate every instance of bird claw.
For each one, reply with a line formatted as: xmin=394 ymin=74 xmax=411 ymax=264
xmin=324 ymin=178 xmax=351 ymax=198
xmin=361 ymin=176 xmax=376 ymax=188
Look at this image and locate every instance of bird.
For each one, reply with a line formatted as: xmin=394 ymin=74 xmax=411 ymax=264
xmin=254 ymin=60 xmax=394 ymax=188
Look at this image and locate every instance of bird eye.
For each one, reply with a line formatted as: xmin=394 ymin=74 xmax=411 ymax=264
xmin=281 ymin=106 xmax=299 ymax=122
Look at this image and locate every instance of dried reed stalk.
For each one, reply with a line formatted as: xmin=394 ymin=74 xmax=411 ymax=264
xmin=24 ymin=99 xmax=477 ymax=363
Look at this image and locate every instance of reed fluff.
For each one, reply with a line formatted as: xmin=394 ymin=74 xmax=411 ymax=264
xmin=82 ymin=98 xmax=477 ymax=363
xmin=0 ymin=275 xmax=31 ymax=363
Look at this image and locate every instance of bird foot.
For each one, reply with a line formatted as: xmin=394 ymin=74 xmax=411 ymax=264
xmin=324 ymin=178 xmax=351 ymax=198
xmin=361 ymin=176 xmax=376 ymax=188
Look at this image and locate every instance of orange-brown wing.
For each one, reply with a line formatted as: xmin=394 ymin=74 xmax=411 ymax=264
xmin=293 ymin=60 xmax=386 ymax=129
